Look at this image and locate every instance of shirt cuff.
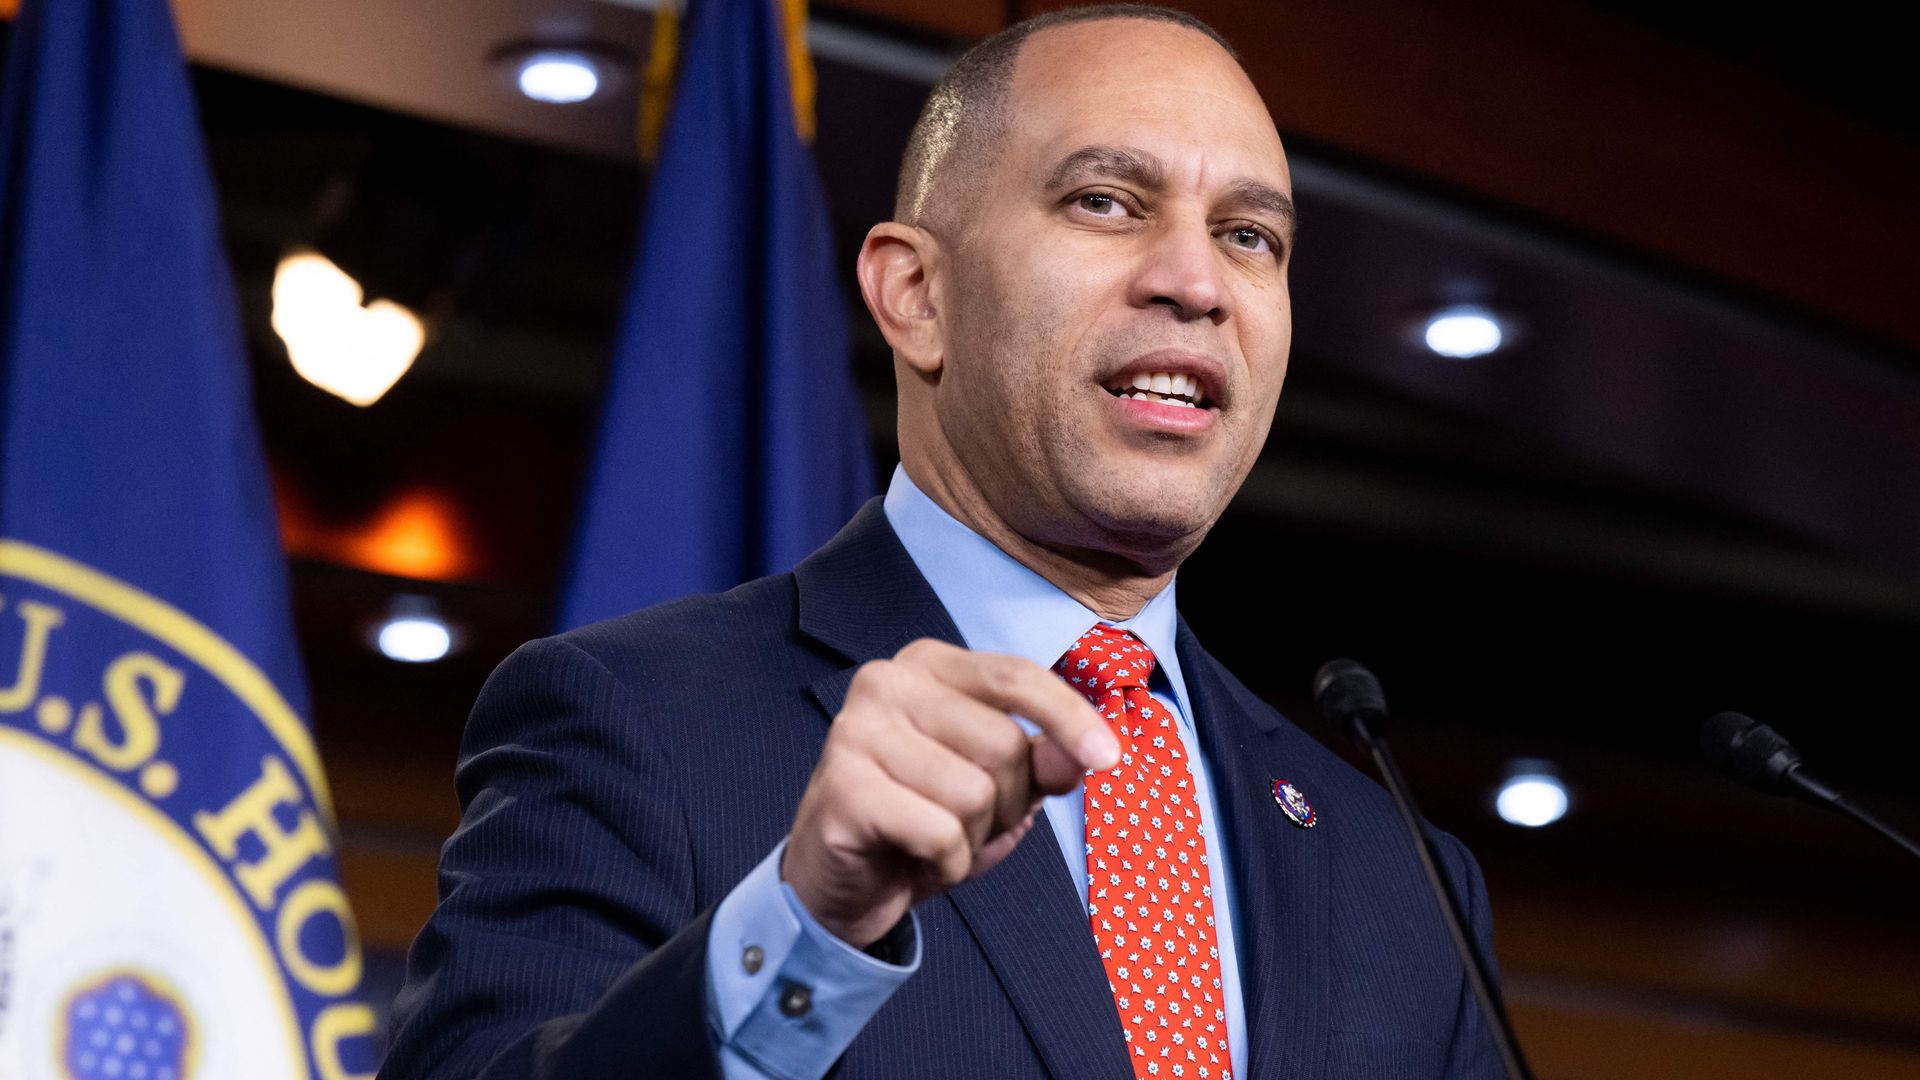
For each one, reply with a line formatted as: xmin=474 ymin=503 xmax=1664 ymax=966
xmin=706 ymin=839 xmax=921 ymax=1080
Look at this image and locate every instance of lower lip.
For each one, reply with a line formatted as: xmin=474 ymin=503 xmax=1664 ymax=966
xmin=1105 ymin=392 xmax=1216 ymax=434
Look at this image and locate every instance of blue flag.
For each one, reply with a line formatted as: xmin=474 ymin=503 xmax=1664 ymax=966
xmin=557 ymin=0 xmax=874 ymax=630
xmin=0 ymin=2 xmax=375 ymax=1077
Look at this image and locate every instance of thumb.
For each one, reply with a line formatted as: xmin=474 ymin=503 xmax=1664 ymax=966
xmin=1030 ymin=734 xmax=1093 ymax=796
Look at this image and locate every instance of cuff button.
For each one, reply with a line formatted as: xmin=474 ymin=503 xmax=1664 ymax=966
xmin=741 ymin=944 xmax=764 ymax=975
xmin=778 ymin=982 xmax=812 ymax=1018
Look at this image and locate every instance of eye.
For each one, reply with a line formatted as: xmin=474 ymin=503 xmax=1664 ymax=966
xmin=1073 ymin=191 xmax=1130 ymax=218
xmin=1223 ymin=225 xmax=1275 ymax=255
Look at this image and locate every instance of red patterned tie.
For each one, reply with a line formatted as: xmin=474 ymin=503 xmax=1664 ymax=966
xmin=1055 ymin=625 xmax=1229 ymax=1080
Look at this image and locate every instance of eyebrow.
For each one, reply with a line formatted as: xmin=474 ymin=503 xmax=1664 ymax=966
xmin=1044 ymin=144 xmax=1169 ymax=193
xmin=1042 ymin=143 xmax=1297 ymax=234
xmin=1221 ymin=178 xmax=1297 ymax=235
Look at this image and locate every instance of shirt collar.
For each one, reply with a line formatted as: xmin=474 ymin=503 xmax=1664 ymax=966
xmin=881 ymin=464 xmax=1190 ymax=721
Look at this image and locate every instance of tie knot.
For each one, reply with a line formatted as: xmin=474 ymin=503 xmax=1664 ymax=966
xmin=1052 ymin=624 xmax=1157 ymax=703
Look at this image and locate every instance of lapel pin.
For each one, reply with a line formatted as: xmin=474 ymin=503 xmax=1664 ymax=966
xmin=1272 ymin=778 xmax=1317 ymax=828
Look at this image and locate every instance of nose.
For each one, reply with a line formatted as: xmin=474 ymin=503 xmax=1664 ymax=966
xmin=1130 ymin=214 xmax=1228 ymax=325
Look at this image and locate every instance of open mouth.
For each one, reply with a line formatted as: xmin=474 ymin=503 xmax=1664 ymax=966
xmin=1102 ymin=371 xmax=1211 ymax=409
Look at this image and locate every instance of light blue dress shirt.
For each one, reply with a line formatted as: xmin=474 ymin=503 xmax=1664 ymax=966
xmin=706 ymin=465 xmax=1247 ymax=1080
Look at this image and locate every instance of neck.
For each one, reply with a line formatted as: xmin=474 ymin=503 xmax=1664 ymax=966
xmin=904 ymin=459 xmax=1176 ymax=622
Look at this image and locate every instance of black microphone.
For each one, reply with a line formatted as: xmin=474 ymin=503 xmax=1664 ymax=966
xmin=1313 ymin=659 xmax=1535 ymax=1080
xmin=1701 ymin=712 xmax=1920 ymax=862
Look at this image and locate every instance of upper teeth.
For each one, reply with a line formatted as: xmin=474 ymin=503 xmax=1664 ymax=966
xmin=1113 ymin=371 xmax=1203 ymax=406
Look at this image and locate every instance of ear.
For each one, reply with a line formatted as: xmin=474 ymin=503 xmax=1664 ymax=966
xmin=855 ymin=222 xmax=945 ymax=376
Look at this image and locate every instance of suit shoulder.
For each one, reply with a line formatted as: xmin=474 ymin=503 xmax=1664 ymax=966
xmin=540 ymin=571 xmax=806 ymax=684
xmin=465 ymin=571 xmax=826 ymax=785
xmin=1197 ymin=647 xmax=1473 ymax=841
xmin=1200 ymin=652 xmax=1375 ymax=790
xmin=1198 ymin=649 xmax=1489 ymax=908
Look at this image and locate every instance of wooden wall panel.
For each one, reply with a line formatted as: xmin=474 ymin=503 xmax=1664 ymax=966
xmin=1510 ymin=999 xmax=1920 ymax=1080
xmin=1495 ymin=885 xmax=1920 ymax=1030
xmin=828 ymin=0 xmax=1004 ymax=42
xmin=340 ymin=842 xmax=442 ymax=952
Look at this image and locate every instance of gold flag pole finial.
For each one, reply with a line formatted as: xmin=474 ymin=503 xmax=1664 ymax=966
xmin=638 ymin=0 xmax=815 ymax=160
xmin=636 ymin=0 xmax=681 ymax=162
xmin=780 ymin=0 xmax=818 ymax=144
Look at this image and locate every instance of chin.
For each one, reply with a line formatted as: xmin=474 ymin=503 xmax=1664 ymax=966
xmin=1075 ymin=479 xmax=1223 ymax=559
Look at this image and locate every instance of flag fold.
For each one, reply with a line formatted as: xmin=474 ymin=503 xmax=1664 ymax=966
xmin=559 ymin=0 xmax=873 ymax=630
xmin=0 ymin=1 xmax=375 ymax=1076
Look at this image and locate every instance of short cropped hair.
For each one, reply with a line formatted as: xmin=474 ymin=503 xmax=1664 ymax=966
xmin=894 ymin=5 xmax=1239 ymax=231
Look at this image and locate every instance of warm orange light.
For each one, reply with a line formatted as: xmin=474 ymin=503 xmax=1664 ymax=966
xmin=345 ymin=490 xmax=469 ymax=581
xmin=274 ymin=477 xmax=475 ymax=582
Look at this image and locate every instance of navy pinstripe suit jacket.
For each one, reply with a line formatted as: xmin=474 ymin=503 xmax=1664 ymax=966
xmin=382 ymin=500 xmax=1502 ymax=1079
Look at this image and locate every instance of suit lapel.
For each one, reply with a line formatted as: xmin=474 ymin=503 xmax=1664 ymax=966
xmin=943 ymin=826 xmax=1134 ymax=1080
xmin=795 ymin=501 xmax=1133 ymax=1080
xmin=1179 ymin=622 xmax=1332 ymax=1078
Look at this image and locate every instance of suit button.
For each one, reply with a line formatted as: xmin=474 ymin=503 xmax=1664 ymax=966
xmin=778 ymin=982 xmax=812 ymax=1018
xmin=741 ymin=945 xmax=764 ymax=975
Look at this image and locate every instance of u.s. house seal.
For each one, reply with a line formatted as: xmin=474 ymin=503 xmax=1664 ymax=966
xmin=1 ymin=541 xmax=375 ymax=1080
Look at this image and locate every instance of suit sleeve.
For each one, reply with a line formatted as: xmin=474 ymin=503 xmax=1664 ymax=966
xmin=1429 ymin=828 xmax=1507 ymax=1079
xmin=380 ymin=636 xmax=723 ymax=1080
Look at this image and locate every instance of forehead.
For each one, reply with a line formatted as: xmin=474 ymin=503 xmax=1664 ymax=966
xmin=1003 ymin=19 xmax=1288 ymax=190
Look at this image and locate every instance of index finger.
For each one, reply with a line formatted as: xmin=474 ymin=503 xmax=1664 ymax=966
xmin=896 ymin=640 xmax=1120 ymax=775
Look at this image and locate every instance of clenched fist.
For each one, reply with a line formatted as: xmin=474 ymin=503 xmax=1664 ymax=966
xmin=781 ymin=638 xmax=1121 ymax=948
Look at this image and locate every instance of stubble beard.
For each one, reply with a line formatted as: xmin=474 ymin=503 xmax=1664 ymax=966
xmin=942 ymin=260 xmax=1245 ymax=572
xmin=957 ymin=345 xmax=1233 ymax=573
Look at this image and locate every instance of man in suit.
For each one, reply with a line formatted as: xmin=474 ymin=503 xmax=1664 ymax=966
xmin=383 ymin=5 xmax=1501 ymax=1078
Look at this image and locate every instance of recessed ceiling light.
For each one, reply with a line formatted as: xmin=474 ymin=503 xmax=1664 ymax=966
xmin=378 ymin=616 xmax=452 ymax=663
xmin=1495 ymin=764 xmax=1569 ymax=827
xmin=374 ymin=598 xmax=456 ymax=663
xmin=516 ymin=51 xmax=603 ymax=104
xmin=1422 ymin=304 xmax=1506 ymax=359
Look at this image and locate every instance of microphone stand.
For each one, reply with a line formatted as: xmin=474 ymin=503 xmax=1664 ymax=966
xmin=1348 ymin=716 xmax=1537 ymax=1080
xmin=1783 ymin=764 xmax=1920 ymax=862
xmin=1832 ymin=798 xmax=1920 ymax=861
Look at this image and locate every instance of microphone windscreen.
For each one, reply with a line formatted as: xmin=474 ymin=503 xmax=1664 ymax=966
xmin=1313 ymin=658 xmax=1389 ymax=742
xmin=1701 ymin=711 xmax=1801 ymax=792
xmin=1700 ymin=711 xmax=1755 ymax=770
